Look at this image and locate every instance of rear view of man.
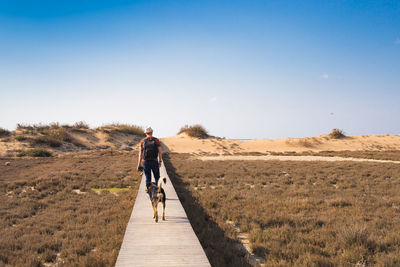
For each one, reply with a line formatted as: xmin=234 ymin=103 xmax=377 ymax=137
xmin=137 ymin=126 xmax=162 ymax=192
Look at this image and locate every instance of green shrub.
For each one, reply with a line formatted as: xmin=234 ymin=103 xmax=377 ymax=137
xmin=15 ymin=135 xmax=30 ymax=141
xmin=39 ymin=130 xmax=52 ymax=135
xmin=31 ymin=128 xmax=68 ymax=147
xmin=0 ymin=127 xmax=10 ymax=137
xmin=17 ymin=148 xmax=53 ymax=157
xmin=330 ymin=128 xmax=346 ymax=139
xmin=33 ymin=136 xmax=61 ymax=147
xmin=104 ymin=124 xmax=144 ymax=136
xmin=178 ymin=124 xmax=209 ymax=138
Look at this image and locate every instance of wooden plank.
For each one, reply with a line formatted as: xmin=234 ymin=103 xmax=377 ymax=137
xmin=115 ymin=163 xmax=211 ymax=267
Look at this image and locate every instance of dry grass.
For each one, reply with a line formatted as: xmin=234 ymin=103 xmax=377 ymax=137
xmin=178 ymin=124 xmax=209 ymax=139
xmin=270 ymin=150 xmax=400 ymax=161
xmin=164 ymin=154 xmax=251 ymax=267
xmin=17 ymin=148 xmax=53 ymax=157
xmin=165 ymin=152 xmax=400 ymax=266
xmin=0 ymin=151 xmax=141 ymax=266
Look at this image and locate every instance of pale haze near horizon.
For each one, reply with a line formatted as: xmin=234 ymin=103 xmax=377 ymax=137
xmin=1 ymin=1 xmax=399 ymax=139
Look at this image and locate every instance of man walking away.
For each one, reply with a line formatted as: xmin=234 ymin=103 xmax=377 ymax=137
xmin=137 ymin=126 xmax=163 ymax=192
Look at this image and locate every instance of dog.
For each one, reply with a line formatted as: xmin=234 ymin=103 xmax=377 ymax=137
xmin=147 ymin=177 xmax=167 ymax=222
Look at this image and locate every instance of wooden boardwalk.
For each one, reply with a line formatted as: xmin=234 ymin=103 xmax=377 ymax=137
xmin=115 ymin=163 xmax=211 ymax=267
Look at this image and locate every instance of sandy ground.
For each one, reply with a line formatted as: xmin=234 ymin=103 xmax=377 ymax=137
xmin=198 ymin=155 xmax=400 ymax=164
xmin=161 ymin=133 xmax=400 ymax=154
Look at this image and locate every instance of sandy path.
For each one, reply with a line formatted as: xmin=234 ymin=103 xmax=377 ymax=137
xmin=198 ymin=155 xmax=400 ymax=164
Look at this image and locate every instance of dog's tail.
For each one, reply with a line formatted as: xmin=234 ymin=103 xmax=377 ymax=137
xmin=157 ymin=177 xmax=167 ymax=192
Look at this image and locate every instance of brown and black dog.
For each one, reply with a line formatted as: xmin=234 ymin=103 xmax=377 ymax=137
xmin=147 ymin=177 xmax=166 ymax=222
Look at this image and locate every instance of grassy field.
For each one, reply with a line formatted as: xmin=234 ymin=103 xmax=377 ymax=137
xmin=270 ymin=150 xmax=400 ymax=161
xmin=0 ymin=150 xmax=140 ymax=267
xmin=165 ymin=152 xmax=400 ymax=266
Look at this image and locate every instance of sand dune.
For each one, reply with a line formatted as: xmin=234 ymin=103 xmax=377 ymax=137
xmin=0 ymin=127 xmax=142 ymax=157
xmin=161 ymin=133 xmax=400 ymax=154
xmin=2 ymin=127 xmax=399 ymax=157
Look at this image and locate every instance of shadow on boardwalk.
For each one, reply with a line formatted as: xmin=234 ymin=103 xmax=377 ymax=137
xmin=164 ymin=154 xmax=252 ymax=267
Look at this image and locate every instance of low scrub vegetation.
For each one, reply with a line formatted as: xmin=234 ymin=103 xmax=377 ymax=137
xmin=17 ymin=122 xmax=61 ymax=132
xmin=14 ymin=127 xmax=85 ymax=148
xmin=330 ymin=128 xmax=346 ymax=139
xmin=15 ymin=135 xmax=29 ymax=141
xmin=17 ymin=148 xmax=52 ymax=157
xmin=33 ymin=134 xmax=63 ymax=147
xmin=271 ymin=150 xmax=400 ymax=161
xmin=178 ymin=124 xmax=209 ymax=138
xmin=101 ymin=124 xmax=145 ymax=136
xmin=0 ymin=128 xmax=10 ymax=137
xmin=165 ymin=152 xmax=400 ymax=266
xmin=16 ymin=122 xmax=90 ymax=133
xmin=0 ymin=151 xmax=141 ymax=266
xmin=91 ymin=187 xmax=130 ymax=193
xmin=5 ymin=121 xmax=142 ymax=152
xmin=164 ymin=154 xmax=250 ymax=267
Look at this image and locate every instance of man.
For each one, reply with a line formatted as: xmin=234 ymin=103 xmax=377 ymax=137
xmin=137 ymin=126 xmax=163 ymax=192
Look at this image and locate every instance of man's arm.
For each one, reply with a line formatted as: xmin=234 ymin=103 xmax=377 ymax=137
xmin=137 ymin=147 xmax=143 ymax=168
xmin=158 ymin=143 xmax=163 ymax=166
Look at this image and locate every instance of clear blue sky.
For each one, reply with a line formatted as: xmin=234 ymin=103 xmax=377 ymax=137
xmin=1 ymin=0 xmax=399 ymax=139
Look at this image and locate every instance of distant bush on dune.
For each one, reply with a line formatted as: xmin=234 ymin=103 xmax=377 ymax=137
xmin=178 ymin=124 xmax=209 ymax=139
xmin=15 ymin=135 xmax=29 ymax=141
xmin=330 ymin=128 xmax=346 ymax=139
xmin=17 ymin=148 xmax=53 ymax=157
xmin=100 ymin=123 xmax=145 ymax=136
xmin=0 ymin=128 xmax=10 ymax=137
xmin=71 ymin=121 xmax=90 ymax=132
